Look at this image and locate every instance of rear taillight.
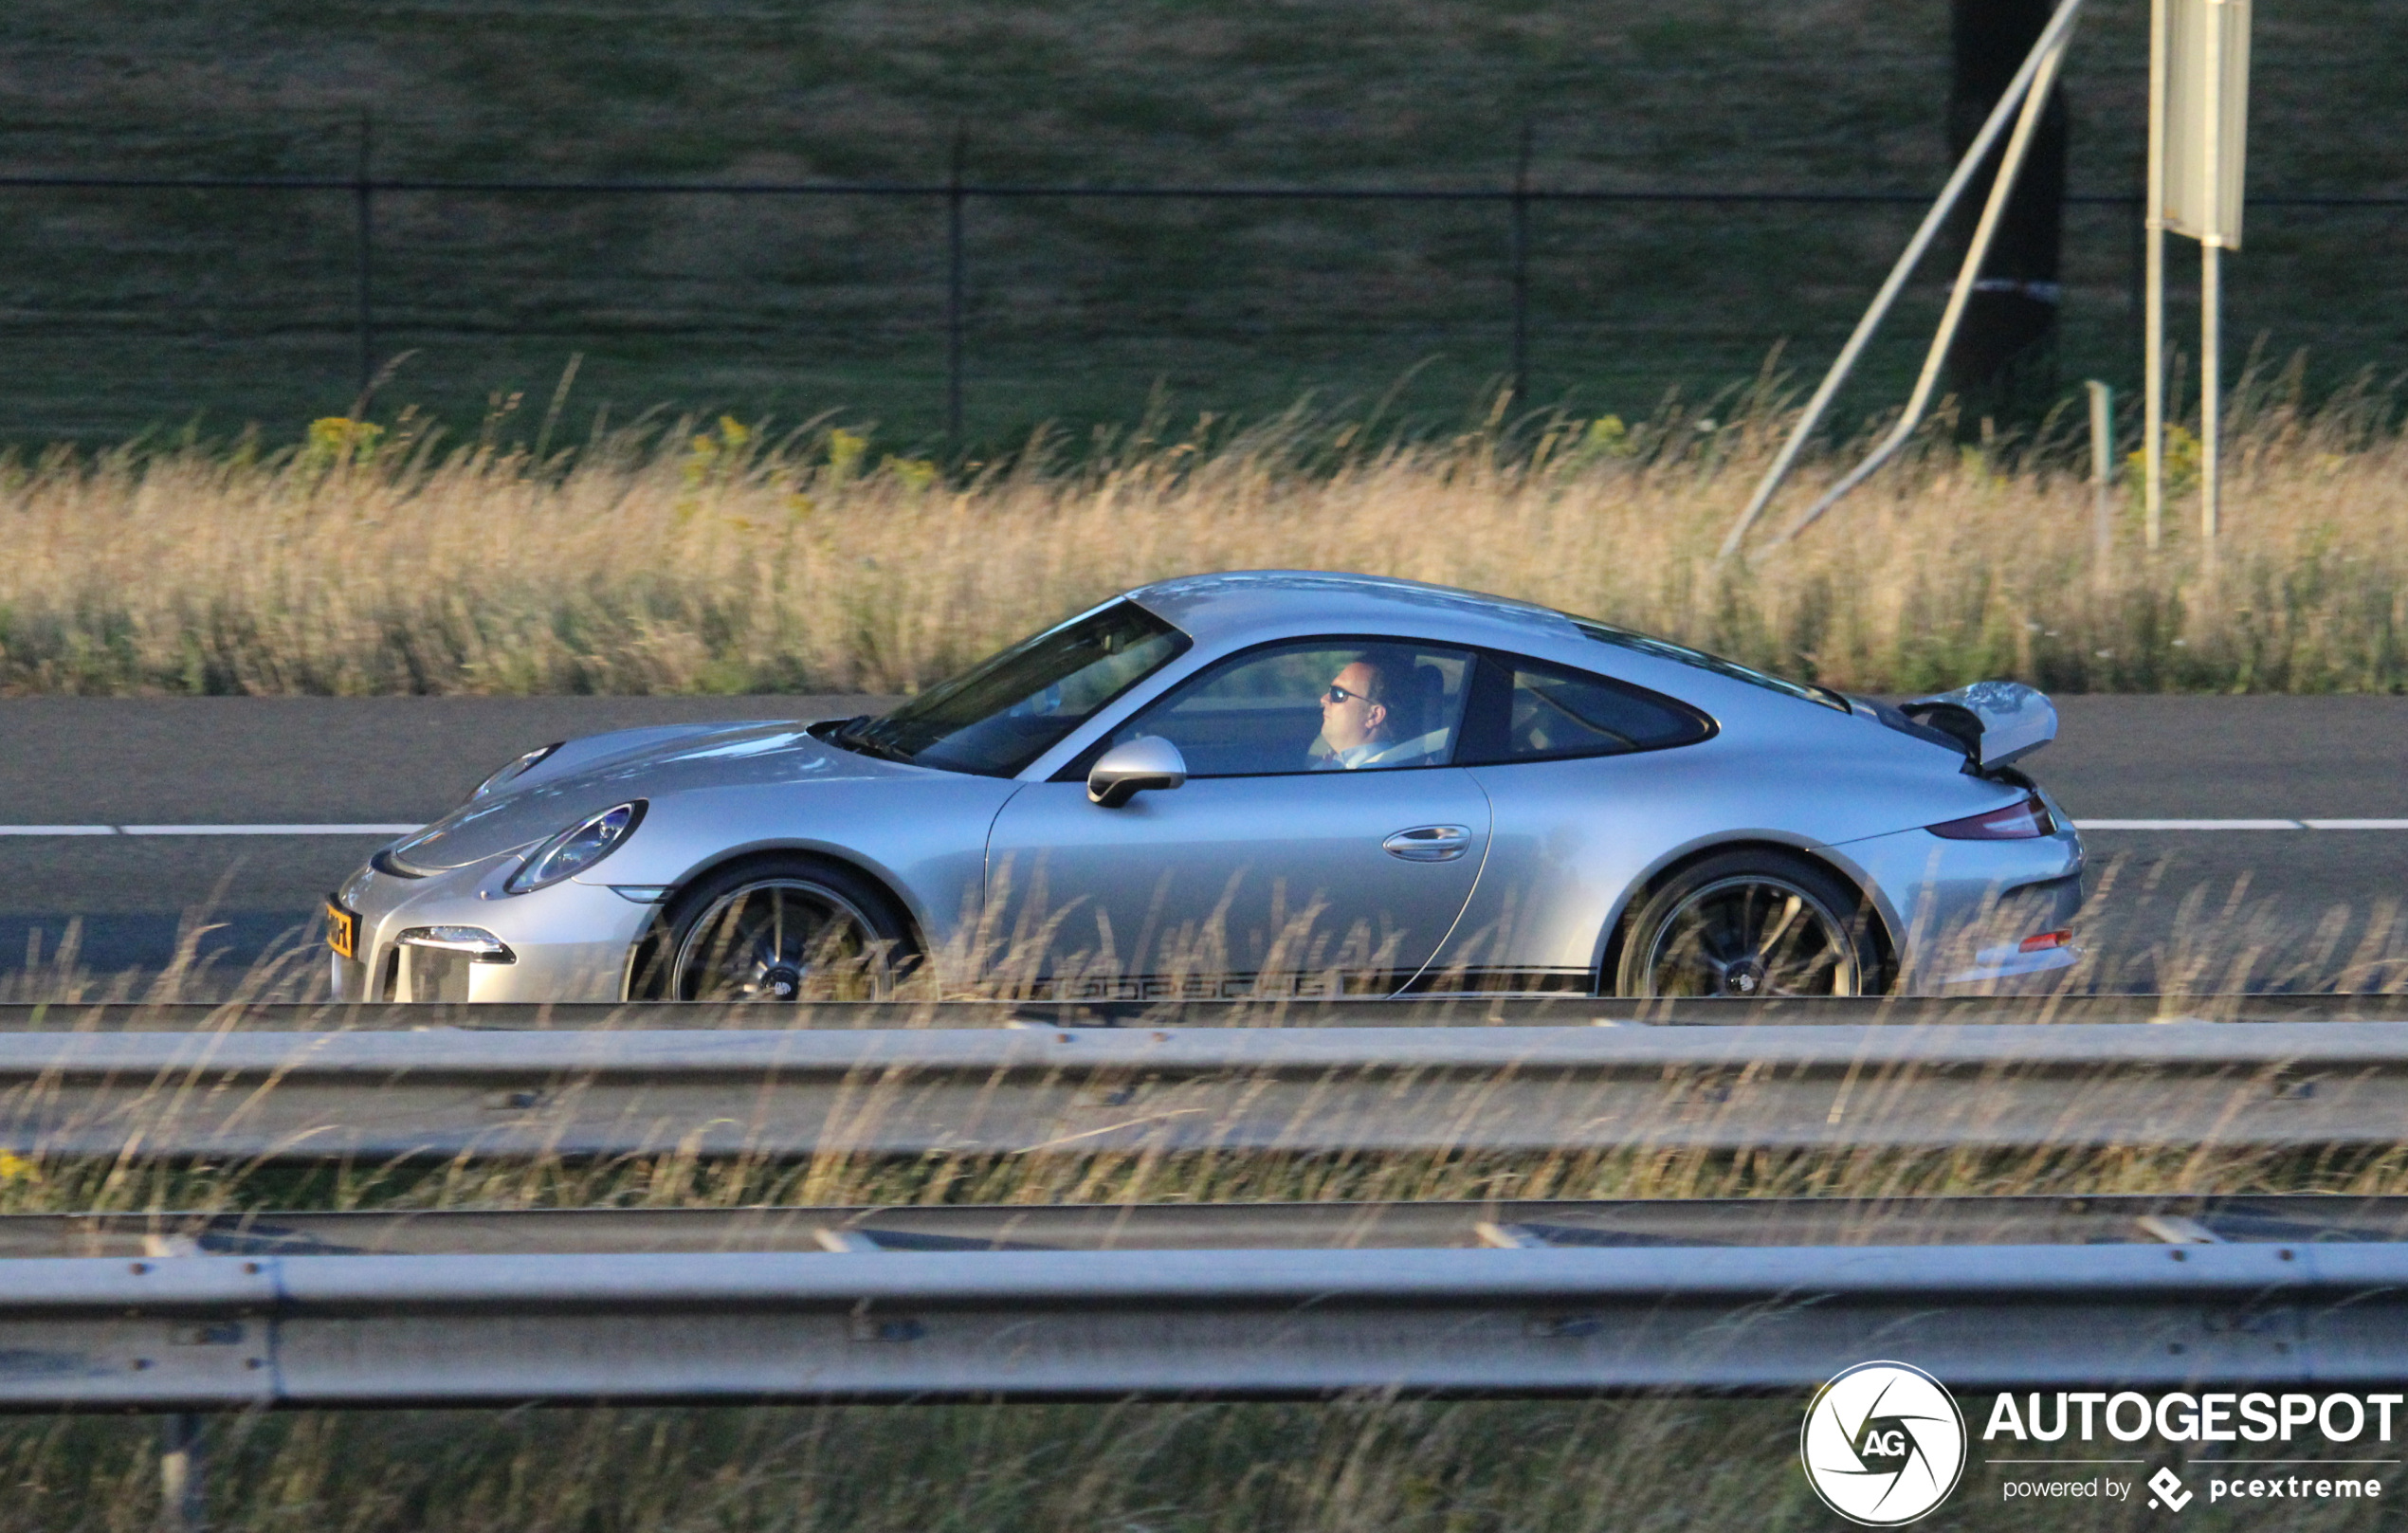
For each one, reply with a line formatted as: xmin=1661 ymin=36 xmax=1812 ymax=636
xmin=2018 ymin=929 xmax=2073 ymax=953
xmin=1926 ymin=792 xmax=2056 ymax=840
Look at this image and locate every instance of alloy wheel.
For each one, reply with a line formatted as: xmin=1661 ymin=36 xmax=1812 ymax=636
xmin=670 ymin=878 xmax=894 ymax=1001
xmin=1634 ymin=873 xmax=1860 ymax=997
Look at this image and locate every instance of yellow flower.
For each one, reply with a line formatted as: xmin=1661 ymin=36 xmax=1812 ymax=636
xmin=0 ymin=1150 xmax=34 ymax=1183
xmin=301 ymin=416 xmax=385 ymax=471
xmin=883 ymin=456 xmax=939 ymax=493
xmin=2125 ymin=425 xmax=2202 ymax=498
xmin=826 ymin=429 xmax=869 ymax=480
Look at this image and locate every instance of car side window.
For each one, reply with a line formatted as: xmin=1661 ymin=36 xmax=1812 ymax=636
xmin=1103 ymin=641 xmax=1475 ymax=777
xmin=1457 ymin=653 xmax=1713 ymax=764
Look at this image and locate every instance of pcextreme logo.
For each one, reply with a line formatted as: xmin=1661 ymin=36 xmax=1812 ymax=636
xmin=1800 ymin=1361 xmax=1969 ymax=1525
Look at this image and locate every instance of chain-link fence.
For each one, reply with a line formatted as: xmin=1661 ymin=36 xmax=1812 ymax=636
xmin=3 ymin=161 xmax=2401 ymax=447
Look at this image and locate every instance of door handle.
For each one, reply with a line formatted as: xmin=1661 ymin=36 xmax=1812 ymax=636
xmin=1382 ymin=825 xmax=1472 ymax=862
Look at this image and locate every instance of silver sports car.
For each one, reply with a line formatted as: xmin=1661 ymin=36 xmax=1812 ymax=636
xmin=328 ymin=571 xmax=2083 ymax=1004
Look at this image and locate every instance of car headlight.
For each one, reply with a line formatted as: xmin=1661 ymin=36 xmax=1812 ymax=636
xmin=504 ymin=801 xmax=646 ymax=894
xmin=472 ymin=741 xmax=564 ymax=801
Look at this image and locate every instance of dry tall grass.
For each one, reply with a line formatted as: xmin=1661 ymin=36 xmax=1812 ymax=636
xmin=5 ymin=909 xmax=2406 ymax=1528
xmin=3 ymin=375 xmax=2403 ymax=697
xmin=2 ymin=1003 xmax=2403 ymax=1531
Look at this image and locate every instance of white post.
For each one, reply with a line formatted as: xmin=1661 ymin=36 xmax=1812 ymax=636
xmin=2200 ymin=240 xmax=2221 ymax=558
xmin=2198 ymin=0 xmax=2225 ymax=565
xmin=2087 ymin=380 xmax=2115 ymax=589
xmin=2143 ymin=0 xmax=2167 ymax=551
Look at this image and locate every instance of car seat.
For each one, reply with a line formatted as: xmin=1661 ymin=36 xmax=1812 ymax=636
xmin=1364 ymin=662 xmax=1451 ymax=766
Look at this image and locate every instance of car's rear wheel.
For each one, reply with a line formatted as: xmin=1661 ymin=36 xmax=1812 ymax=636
xmin=1614 ymin=850 xmax=1882 ymax=998
xmin=659 ymin=857 xmax=916 ymax=1002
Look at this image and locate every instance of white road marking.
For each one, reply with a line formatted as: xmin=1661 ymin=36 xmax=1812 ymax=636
xmin=120 ymin=824 xmax=425 ymax=836
xmin=2074 ymin=818 xmax=2308 ymax=830
xmin=0 ymin=825 xmax=422 ymax=837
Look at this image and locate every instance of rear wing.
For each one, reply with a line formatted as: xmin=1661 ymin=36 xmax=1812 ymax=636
xmin=1899 ymin=682 xmax=2057 ymax=771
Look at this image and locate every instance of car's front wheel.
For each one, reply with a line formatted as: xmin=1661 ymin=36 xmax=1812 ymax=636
xmin=1613 ymin=850 xmax=1883 ymax=998
xmin=655 ymin=857 xmax=917 ymax=1002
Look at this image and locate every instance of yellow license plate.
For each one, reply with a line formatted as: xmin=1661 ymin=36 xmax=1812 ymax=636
xmin=324 ymin=900 xmax=357 ymax=960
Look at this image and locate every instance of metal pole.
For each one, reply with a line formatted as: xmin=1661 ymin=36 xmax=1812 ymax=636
xmin=158 ymin=1413 xmax=205 ymax=1533
xmin=1715 ymin=0 xmax=2087 ymax=559
xmin=1509 ymin=121 xmax=1532 ymax=400
xmin=2200 ymin=239 xmax=2221 ymax=560
xmin=354 ymin=110 xmax=374 ymax=411
xmin=2143 ymin=0 xmax=2167 ymax=550
xmin=1766 ymin=26 xmax=2074 ymax=547
xmin=2198 ymin=0 xmax=2224 ymax=566
xmin=2088 ymin=379 xmax=2115 ymax=589
xmin=945 ymin=124 xmax=966 ymax=450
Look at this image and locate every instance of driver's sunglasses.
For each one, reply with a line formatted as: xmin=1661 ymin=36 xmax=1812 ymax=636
xmin=1322 ymin=684 xmax=1373 ymax=705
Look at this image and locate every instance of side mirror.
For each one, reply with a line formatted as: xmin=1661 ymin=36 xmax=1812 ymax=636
xmin=1086 ymin=736 xmax=1188 ymax=809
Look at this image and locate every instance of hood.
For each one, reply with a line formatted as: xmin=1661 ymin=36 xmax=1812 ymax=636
xmin=384 ymin=718 xmax=916 ymax=873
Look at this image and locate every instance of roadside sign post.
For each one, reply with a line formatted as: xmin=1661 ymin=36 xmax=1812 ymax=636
xmin=2149 ymin=0 xmax=2250 ymax=565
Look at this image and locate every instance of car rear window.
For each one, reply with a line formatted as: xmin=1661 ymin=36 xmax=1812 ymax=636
xmin=1457 ymin=654 xmax=1713 ymax=764
xmin=1569 ymin=617 xmax=1849 ymax=712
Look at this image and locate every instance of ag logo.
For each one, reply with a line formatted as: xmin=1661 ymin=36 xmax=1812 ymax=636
xmin=1800 ymin=1361 xmax=1968 ymax=1525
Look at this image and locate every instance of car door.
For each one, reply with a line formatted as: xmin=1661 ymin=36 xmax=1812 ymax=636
xmin=1428 ymin=649 xmax=1721 ymax=990
xmin=982 ymin=638 xmax=1491 ymax=998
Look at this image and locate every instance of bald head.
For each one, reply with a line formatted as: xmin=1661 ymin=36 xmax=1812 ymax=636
xmin=1320 ymin=657 xmax=1395 ymax=755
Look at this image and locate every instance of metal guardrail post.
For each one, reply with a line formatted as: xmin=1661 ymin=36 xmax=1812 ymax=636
xmin=157 ymin=1413 xmax=205 ymax=1533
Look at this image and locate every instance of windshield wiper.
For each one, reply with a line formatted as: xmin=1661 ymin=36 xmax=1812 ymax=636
xmin=827 ymin=714 xmax=917 ymax=764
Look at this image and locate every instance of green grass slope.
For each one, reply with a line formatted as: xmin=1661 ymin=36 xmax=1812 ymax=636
xmin=0 ymin=0 xmax=2400 ymax=447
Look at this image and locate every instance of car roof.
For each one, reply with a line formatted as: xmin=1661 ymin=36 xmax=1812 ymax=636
xmin=1125 ymin=570 xmax=1585 ymax=649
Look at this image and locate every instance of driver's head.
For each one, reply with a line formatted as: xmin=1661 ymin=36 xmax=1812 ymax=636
xmin=1320 ymin=654 xmax=1396 ymax=754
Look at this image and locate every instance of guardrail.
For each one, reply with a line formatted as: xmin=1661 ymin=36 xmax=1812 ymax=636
xmin=18 ymin=1192 xmax=2408 ymax=1260
xmin=7 ymin=1021 xmax=2408 ymax=1159
xmin=10 ymin=992 xmax=2408 ymax=1031
xmin=5 ymin=1194 xmax=2405 ymax=1408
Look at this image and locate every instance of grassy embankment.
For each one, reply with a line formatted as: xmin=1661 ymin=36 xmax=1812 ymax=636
xmin=1 ymin=0 xmax=2401 ymax=443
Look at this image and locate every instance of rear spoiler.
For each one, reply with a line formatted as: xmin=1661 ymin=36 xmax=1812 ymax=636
xmin=1899 ymin=681 xmax=2057 ymax=771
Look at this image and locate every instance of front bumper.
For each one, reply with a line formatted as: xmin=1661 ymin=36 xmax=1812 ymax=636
xmin=330 ymin=854 xmax=656 ymax=1003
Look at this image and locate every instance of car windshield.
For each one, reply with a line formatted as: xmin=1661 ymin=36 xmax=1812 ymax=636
xmin=829 ymin=601 xmax=1190 ymax=776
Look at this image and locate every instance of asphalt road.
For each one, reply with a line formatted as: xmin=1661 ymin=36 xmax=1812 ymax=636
xmin=0 ymin=694 xmax=2401 ymax=993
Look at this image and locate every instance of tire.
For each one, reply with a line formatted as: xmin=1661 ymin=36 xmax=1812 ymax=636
xmin=653 ymin=856 xmax=917 ymax=1002
xmin=1612 ymin=850 xmax=1883 ymax=998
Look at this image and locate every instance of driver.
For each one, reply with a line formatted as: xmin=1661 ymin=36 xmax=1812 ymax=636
xmin=1315 ymin=655 xmax=1399 ymax=769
